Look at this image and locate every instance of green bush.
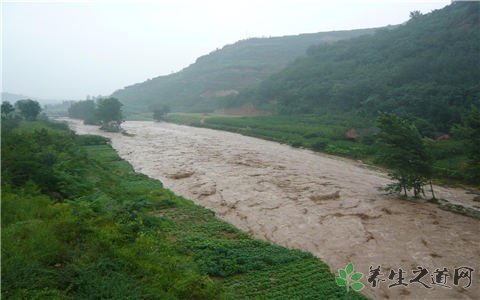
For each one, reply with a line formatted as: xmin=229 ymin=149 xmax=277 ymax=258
xmin=310 ymin=138 xmax=329 ymax=150
xmin=76 ymin=134 xmax=110 ymax=146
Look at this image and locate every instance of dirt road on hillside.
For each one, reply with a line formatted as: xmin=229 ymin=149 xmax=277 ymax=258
xmin=63 ymin=119 xmax=480 ymax=299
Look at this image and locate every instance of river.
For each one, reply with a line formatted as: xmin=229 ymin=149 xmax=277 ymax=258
xmin=62 ymin=118 xmax=480 ymax=299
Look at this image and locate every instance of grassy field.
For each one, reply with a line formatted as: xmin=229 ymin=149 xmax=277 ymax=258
xmin=168 ymin=113 xmax=472 ymax=186
xmin=1 ymin=120 xmax=367 ymax=299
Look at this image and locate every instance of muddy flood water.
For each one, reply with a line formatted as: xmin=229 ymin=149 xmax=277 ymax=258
xmin=63 ymin=119 xmax=479 ymax=299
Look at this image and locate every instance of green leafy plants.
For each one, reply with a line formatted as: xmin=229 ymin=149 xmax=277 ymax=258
xmin=2 ymin=119 xmax=368 ymax=299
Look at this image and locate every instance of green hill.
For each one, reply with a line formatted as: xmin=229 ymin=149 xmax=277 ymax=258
xmin=230 ymin=2 xmax=479 ymax=131
xmin=111 ymin=28 xmax=377 ymax=116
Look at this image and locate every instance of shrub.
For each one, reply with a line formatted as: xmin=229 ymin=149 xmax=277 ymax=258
xmin=76 ymin=135 xmax=110 ymax=146
xmin=310 ymin=138 xmax=329 ymax=150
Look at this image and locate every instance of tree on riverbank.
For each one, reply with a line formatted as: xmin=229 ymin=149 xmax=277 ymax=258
xmin=152 ymin=104 xmax=170 ymax=122
xmin=1 ymin=101 xmax=15 ymax=116
xmin=462 ymin=106 xmax=480 ymax=183
xmin=376 ymin=113 xmax=435 ymax=198
xmin=15 ymin=99 xmax=41 ymax=121
xmin=96 ymin=97 xmax=124 ymax=132
xmin=67 ymin=97 xmax=124 ymax=132
xmin=68 ymin=100 xmax=97 ymax=124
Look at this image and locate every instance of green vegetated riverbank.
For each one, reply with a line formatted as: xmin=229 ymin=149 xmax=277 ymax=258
xmin=1 ymin=119 xmax=366 ymax=299
xmin=168 ymin=113 xmax=476 ymax=187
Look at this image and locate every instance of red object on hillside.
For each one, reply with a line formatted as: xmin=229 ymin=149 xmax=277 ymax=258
xmin=346 ymin=128 xmax=358 ymax=139
xmin=436 ymin=134 xmax=450 ymax=141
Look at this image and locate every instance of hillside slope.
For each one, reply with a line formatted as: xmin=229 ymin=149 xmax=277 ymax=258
xmin=111 ymin=28 xmax=377 ymax=114
xmin=230 ymin=2 xmax=479 ymax=131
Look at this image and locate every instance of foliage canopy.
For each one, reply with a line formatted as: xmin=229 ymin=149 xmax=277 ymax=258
xmin=376 ymin=113 xmax=434 ymax=197
xmin=15 ymin=99 xmax=41 ymax=121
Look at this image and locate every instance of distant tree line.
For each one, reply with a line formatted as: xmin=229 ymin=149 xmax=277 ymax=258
xmin=2 ymin=99 xmax=43 ymax=130
xmin=68 ymin=97 xmax=124 ymax=132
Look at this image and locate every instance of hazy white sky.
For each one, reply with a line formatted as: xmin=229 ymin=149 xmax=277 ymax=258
xmin=2 ymin=0 xmax=449 ymax=101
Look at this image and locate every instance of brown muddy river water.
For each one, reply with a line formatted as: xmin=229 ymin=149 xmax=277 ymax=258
xmin=63 ymin=118 xmax=479 ymax=299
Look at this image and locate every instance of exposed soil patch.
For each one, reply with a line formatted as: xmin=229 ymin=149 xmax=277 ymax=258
xmin=62 ymin=119 xmax=480 ymax=300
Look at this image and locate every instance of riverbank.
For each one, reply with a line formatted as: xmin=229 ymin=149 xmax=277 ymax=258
xmin=167 ymin=113 xmax=476 ymax=187
xmin=61 ymin=118 xmax=480 ymax=299
xmin=3 ymin=119 xmax=363 ymax=299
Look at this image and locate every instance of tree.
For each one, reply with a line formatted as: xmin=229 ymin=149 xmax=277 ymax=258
xmin=1 ymin=101 xmax=14 ymax=116
xmin=68 ymin=100 xmax=97 ymax=124
xmin=1 ymin=101 xmax=21 ymax=132
xmin=15 ymin=99 xmax=41 ymax=121
xmin=376 ymin=113 xmax=434 ymax=198
xmin=95 ymin=97 xmax=123 ymax=132
xmin=152 ymin=104 xmax=170 ymax=121
xmin=409 ymin=10 xmax=422 ymax=20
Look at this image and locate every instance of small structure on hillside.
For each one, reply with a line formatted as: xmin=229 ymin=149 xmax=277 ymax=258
xmin=345 ymin=127 xmax=380 ymax=141
xmin=346 ymin=128 xmax=358 ymax=139
xmin=433 ymin=133 xmax=450 ymax=141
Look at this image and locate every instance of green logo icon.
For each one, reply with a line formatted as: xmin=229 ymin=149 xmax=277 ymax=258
xmin=336 ymin=263 xmax=365 ymax=292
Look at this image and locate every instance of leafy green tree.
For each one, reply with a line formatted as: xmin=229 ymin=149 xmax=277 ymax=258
xmin=15 ymin=99 xmax=41 ymax=121
xmin=68 ymin=99 xmax=97 ymax=124
xmin=152 ymin=104 xmax=170 ymax=121
xmin=409 ymin=10 xmax=422 ymax=20
xmin=1 ymin=101 xmax=21 ymax=133
xmin=376 ymin=113 xmax=434 ymax=198
xmin=1 ymin=101 xmax=14 ymax=116
xmin=95 ymin=97 xmax=123 ymax=131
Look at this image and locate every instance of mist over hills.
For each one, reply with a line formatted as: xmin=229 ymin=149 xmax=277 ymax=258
xmin=1 ymin=92 xmax=32 ymax=103
xmin=1 ymin=92 xmax=66 ymax=105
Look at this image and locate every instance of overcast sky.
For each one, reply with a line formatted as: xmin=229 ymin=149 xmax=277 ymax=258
xmin=2 ymin=0 xmax=450 ymax=101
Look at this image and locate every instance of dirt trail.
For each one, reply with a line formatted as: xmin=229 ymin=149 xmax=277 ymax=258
xmin=63 ymin=119 xmax=480 ymax=299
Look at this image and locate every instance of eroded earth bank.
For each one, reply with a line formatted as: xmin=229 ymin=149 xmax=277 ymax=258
xmin=63 ymin=119 xmax=479 ymax=299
